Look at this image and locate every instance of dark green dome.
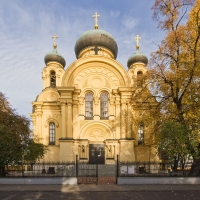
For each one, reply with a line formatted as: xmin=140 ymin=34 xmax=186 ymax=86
xmin=44 ymin=47 xmax=66 ymax=68
xmin=75 ymin=29 xmax=118 ymax=59
xmin=127 ymin=49 xmax=148 ymax=68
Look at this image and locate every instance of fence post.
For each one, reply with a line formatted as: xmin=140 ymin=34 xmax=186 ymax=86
xmin=96 ymin=164 xmax=98 ymax=184
xmin=76 ymin=155 xmax=78 ymax=177
xmin=116 ymin=154 xmax=119 ymax=179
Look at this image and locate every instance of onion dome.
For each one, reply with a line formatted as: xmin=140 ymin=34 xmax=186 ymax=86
xmin=75 ymin=29 xmax=118 ymax=59
xmin=127 ymin=46 xmax=148 ymax=69
xmin=127 ymin=35 xmax=148 ymax=69
xmin=44 ymin=34 xmax=66 ymax=68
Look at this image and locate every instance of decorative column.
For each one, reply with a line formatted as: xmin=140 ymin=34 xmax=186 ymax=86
xmin=58 ymin=87 xmax=75 ymax=162
xmin=57 ymin=74 xmax=60 ymax=87
xmin=127 ymin=101 xmax=132 ymax=138
xmin=73 ymin=100 xmax=78 ymax=139
xmin=115 ymin=94 xmax=121 ymax=139
xmin=109 ymin=97 xmax=115 ymax=120
xmin=67 ymin=101 xmax=73 ymax=138
xmin=47 ymin=74 xmax=50 ymax=87
xmin=94 ymin=97 xmax=100 ymax=120
xmin=61 ymin=101 xmax=66 ymax=138
xmin=30 ymin=113 xmax=36 ymax=135
xmin=42 ymin=76 xmax=45 ymax=89
xmin=120 ymin=99 xmax=127 ymax=139
xmin=35 ymin=104 xmax=43 ymax=137
xmin=78 ymin=97 xmax=84 ymax=120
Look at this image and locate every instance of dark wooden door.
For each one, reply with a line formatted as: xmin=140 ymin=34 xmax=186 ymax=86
xmin=89 ymin=144 xmax=105 ymax=164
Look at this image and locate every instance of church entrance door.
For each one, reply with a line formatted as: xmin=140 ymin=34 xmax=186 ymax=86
xmin=89 ymin=144 xmax=105 ymax=164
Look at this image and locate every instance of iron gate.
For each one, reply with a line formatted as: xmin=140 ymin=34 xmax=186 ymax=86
xmin=77 ymin=163 xmax=98 ymax=184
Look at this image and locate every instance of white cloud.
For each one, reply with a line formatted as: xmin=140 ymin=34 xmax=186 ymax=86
xmin=110 ymin=10 xmax=121 ymax=18
xmin=122 ymin=16 xmax=139 ymax=30
xmin=0 ymin=0 xmax=163 ymax=120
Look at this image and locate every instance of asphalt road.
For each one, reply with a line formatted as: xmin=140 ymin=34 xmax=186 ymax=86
xmin=1 ymin=184 xmax=200 ymax=200
xmin=1 ymin=191 xmax=200 ymax=200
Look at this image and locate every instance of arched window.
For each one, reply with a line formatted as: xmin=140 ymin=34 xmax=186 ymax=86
xmin=100 ymin=92 xmax=108 ymax=119
xmin=49 ymin=122 xmax=55 ymax=145
xmin=50 ymin=70 xmax=56 ymax=87
xmin=85 ymin=92 xmax=93 ymax=119
xmin=137 ymin=71 xmax=143 ymax=87
xmin=138 ymin=122 xmax=144 ymax=145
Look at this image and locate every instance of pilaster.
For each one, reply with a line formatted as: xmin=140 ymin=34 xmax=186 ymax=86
xmin=127 ymin=101 xmax=132 ymax=138
xmin=67 ymin=101 xmax=73 ymax=138
xmin=94 ymin=97 xmax=100 ymax=120
xmin=61 ymin=101 xmax=66 ymax=138
xmin=115 ymin=94 xmax=121 ymax=139
xmin=73 ymin=100 xmax=79 ymax=139
xmin=120 ymin=99 xmax=127 ymax=139
xmin=109 ymin=97 xmax=115 ymax=120
xmin=78 ymin=97 xmax=85 ymax=120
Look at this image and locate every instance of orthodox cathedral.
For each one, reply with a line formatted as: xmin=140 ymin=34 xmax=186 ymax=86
xmin=30 ymin=13 xmax=158 ymax=164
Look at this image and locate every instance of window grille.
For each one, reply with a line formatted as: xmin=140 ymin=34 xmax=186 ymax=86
xmin=100 ymin=92 xmax=108 ymax=119
xmin=85 ymin=92 xmax=93 ymax=119
xmin=138 ymin=122 xmax=144 ymax=145
xmin=49 ymin=122 xmax=55 ymax=145
xmin=50 ymin=71 xmax=56 ymax=87
xmin=137 ymin=71 xmax=143 ymax=87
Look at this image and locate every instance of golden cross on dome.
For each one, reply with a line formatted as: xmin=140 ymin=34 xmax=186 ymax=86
xmin=134 ymin=35 xmax=141 ymax=49
xmin=93 ymin=12 xmax=100 ymax=29
xmin=52 ymin=34 xmax=58 ymax=48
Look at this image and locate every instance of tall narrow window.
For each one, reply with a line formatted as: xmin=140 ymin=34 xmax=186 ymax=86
xmin=85 ymin=92 xmax=93 ymax=119
xmin=137 ymin=71 xmax=143 ymax=87
xmin=50 ymin=70 xmax=56 ymax=87
xmin=138 ymin=122 xmax=144 ymax=145
xmin=100 ymin=92 xmax=108 ymax=119
xmin=49 ymin=122 xmax=55 ymax=145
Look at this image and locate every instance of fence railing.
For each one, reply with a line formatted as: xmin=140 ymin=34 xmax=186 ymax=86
xmin=0 ymin=161 xmax=199 ymax=178
xmin=117 ymin=161 xmax=198 ymax=177
xmin=0 ymin=161 xmax=76 ymax=177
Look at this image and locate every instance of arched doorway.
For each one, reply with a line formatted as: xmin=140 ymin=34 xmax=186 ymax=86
xmin=80 ymin=124 xmax=112 ymax=164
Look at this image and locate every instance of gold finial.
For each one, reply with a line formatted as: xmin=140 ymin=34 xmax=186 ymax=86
xmin=52 ymin=34 xmax=58 ymax=48
xmin=134 ymin=35 xmax=141 ymax=49
xmin=93 ymin=12 xmax=100 ymax=29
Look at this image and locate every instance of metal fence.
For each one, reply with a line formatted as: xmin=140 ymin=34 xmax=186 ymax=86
xmin=0 ymin=161 xmax=199 ymax=178
xmin=0 ymin=162 xmax=76 ymax=177
xmin=117 ymin=161 xmax=199 ymax=177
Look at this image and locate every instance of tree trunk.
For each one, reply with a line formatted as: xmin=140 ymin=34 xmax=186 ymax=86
xmin=0 ymin=166 xmax=6 ymax=177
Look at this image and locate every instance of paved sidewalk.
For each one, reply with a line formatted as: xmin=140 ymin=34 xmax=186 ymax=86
xmin=0 ymin=184 xmax=200 ymax=192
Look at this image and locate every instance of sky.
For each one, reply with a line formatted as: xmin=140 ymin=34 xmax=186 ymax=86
xmin=0 ymin=0 xmax=165 ymax=119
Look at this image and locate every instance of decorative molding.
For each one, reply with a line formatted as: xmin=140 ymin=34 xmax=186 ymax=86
xmin=75 ymin=67 xmax=119 ymax=87
xmin=105 ymin=79 xmax=111 ymax=88
xmin=83 ymin=79 xmax=89 ymax=88
xmin=45 ymin=114 xmax=60 ymax=120
xmin=45 ymin=118 xmax=59 ymax=128
xmin=80 ymin=121 xmax=89 ymax=129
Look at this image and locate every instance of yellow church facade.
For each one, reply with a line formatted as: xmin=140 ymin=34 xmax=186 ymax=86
xmin=30 ymin=14 xmax=158 ymax=164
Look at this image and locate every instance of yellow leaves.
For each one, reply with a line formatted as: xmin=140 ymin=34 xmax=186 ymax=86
xmin=152 ymin=0 xmax=194 ymax=31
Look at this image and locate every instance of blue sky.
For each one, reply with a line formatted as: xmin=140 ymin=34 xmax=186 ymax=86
xmin=0 ymin=0 xmax=165 ymax=118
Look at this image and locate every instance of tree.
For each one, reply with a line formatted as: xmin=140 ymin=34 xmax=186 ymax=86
xmin=149 ymin=0 xmax=200 ymax=124
xmin=158 ymin=121 xmax=198 ymax=172
xmin=133 ymin=0 xmax=200 ymax=148
xmin=0 ymin=92 xmax=47 ymax=176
